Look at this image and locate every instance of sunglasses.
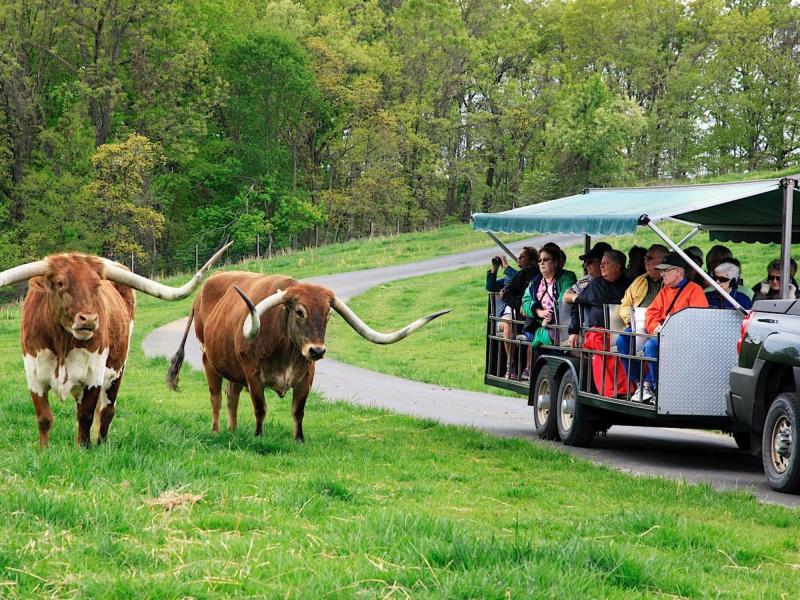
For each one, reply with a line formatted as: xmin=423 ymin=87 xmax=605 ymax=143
xmin=713 ymin=275 xmax=731 ymax=283
xmin=769 ymin=275 xmax=781 ymax=281
xmin=538 ymin=257 xmax=553 ymax=264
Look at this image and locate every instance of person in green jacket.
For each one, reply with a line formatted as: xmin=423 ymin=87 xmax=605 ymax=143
xmin=517 ymin=244 xmax=578 ymax=379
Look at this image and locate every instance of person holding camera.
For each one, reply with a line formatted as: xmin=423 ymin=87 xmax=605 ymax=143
xmin=486 ymin=246 xmax=538 ymax=380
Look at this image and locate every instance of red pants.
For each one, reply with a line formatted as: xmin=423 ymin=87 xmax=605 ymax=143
xmin=584 ymin=330 xmax=633 ymax=397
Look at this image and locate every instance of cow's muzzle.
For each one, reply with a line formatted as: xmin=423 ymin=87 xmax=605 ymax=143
xmin=71 ymin=313 xmax=98 ymax=340
xmin=306 ymin=345 xmax=326 ymax=361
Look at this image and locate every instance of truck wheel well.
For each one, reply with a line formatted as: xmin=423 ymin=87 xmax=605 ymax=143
xmin=754 ymin=363 xmax=797 ymax=433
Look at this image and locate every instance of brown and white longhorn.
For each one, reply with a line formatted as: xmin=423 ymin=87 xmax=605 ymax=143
xmin=0 ymin=244 xmax=230 ymax=447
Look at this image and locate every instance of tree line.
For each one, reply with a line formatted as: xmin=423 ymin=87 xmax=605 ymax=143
xmin=0 ymin=0 xmax=798 ymax=271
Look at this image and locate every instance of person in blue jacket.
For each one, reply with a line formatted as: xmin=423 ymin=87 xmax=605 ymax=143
xmin=706 ymin=260 xmax=752 ymax=310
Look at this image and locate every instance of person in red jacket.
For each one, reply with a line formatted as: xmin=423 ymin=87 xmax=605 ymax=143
xmin=637 ymin=252 xmax=709 ymax=402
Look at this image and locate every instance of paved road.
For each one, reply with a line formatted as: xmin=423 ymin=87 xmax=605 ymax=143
xmin=142 ymin=234 xmax=799 ymax=508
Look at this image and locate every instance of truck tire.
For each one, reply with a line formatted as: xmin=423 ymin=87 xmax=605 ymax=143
xmin=556 ymin=370 xmax=595 ymax=447
xmin=762 ymin=393 xmax=800 ymax=494
xmin=532 ymin=366 xmax=559 ymax=440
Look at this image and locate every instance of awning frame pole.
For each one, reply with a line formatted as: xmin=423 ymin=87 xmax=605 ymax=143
xmin=643 ymin=217 xmax=748 ymax=315
xmin=485 ymin=232 xmax=519 ymax=265
xmin=780 ymin=178 xmax=795 ymax=299
xmin=676 ymin=226 xmax=702 ymax=247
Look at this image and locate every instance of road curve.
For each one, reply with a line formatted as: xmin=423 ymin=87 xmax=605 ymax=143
xmin=142 ymin=235 xmax=799 ymax=508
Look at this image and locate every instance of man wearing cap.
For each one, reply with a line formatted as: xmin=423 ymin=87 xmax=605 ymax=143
xmin=636 ymin=252 xmax=709 ymax=402
xmin=563 ymin=242 xmax=612 ymax=304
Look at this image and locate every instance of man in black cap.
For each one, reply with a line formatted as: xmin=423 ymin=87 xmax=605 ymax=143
xmin=636 ymin=251 xmax=708 ymax=402
xmin=563 ymin=241 xmax=613 ymax=304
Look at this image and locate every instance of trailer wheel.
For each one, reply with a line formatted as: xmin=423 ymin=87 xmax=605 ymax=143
xmin=532 ymin=366 xmax=559 ymax=440
xmin=762 ymin=393 xmax=800 ymax=494
xmin=556 ymin=370 xmax=595 ymax=447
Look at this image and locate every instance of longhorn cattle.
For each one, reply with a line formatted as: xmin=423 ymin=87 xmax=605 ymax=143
xmin=166 ymin=272 xmax=449 ymax=441
xmin=0 ymin=244 xmax=231 ymax=447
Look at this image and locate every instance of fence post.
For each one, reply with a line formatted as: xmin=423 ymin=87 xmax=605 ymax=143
xmin=257 ymin=234 xmax=260 ymax=260
xmin=130 ymin=253 xmax=134 ymax=272
xmin=195 ymin=244 xmax=199 ymax=272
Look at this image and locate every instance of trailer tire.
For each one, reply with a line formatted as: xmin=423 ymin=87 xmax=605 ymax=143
xmin=762 ymin=393 xmax=800 ymax=494
xmin=532 ymin=366 xmax=559 ymax=440
xmin=556 ymin=370 xmax=595 ymax=447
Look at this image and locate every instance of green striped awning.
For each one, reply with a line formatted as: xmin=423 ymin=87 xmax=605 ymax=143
xmin=472 ymin=178 xmax=800 ymax=243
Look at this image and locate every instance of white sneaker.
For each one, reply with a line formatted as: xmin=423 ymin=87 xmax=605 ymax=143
xmin=633 ymin=384 xmax=654 ymax=404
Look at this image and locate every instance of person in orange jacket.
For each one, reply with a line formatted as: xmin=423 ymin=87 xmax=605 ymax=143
xmin=636 ymin=252 xmax=709 ymax=402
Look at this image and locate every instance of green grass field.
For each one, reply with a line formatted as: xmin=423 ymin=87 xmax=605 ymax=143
xmin=2 ymin=225 xmax=800 ymax=597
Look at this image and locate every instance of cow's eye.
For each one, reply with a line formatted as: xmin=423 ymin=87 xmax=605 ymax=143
xmin=296 ymin=309 xmax=305 ymax=318
xmin=56 ymin=281 xmax=65 ymax=289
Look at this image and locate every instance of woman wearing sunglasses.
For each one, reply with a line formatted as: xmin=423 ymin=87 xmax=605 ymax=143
xmin=753 ymin=258 xmax=800 ymax=301
xmin=706 ymin=261 xmax=752 ymax=309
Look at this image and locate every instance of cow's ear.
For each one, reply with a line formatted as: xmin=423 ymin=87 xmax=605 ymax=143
xmin=29 ymin=277 xmax=49 ymax=292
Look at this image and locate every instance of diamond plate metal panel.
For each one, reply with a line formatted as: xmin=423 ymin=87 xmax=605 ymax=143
xmin=658 ymin=308 xmax=743 ymax=416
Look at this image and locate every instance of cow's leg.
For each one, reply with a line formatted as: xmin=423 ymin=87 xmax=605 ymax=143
xmin=76 ymin=386 xmax=101 ymax=448
xmin=291 ymin=373 xmax=312 ymax=443
xmin=226 ymin=381 xmax=242 ymax=432
xmin=245 ymin=375 xmax=267 ymax=437
xmin=202 ymin=353 xmax=223 ymax=433
xmin=30 ymin=391 xmax=54 ymax=448
xmin=97 ymin=373 xmax=123 ymax=444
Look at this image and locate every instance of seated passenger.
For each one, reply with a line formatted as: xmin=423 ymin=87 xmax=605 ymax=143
xmin=705 ymin=245 xmax=733 ymax=278
xmin=566 ymin=250 xmax=631 ymax=396
xmin=638 ymin=253 xmax=709 ymax=403
xmin=706 ymin=261 xmax=752 ymax=310
xmin=563 ymin=242 xmax=611 ymax=304
xmin=753 ymin=258 xmax=800 ymax=301
xmin=684 ymin=246 xmax=704 ymax=284
xmin=520 ymin=247 xmax=578 ymax=378
xmin=488 ymin=247 xmax=539 ymax=380
xmin=616 ymin=244 xmax=668 ymax=386
xmin=625 ymin=245 xmax=647 ymax=279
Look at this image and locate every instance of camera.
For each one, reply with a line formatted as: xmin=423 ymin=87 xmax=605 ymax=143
xmin=491 ymin=256 xmax=502 ymax=267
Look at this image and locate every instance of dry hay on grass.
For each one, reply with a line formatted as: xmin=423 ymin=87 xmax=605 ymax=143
xmin=144 ymin=489 xmax=203 ymax=511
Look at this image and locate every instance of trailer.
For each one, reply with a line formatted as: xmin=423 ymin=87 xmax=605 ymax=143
xmin=472 ymin=177 xmax=800 ymax=492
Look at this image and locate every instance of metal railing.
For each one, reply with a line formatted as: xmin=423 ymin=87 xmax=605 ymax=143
xmin=485 ymin=293 xmax=658 ymax=407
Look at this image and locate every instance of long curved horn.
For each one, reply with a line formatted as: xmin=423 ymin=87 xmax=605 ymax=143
xmin=234 ymin=286 xmax=287 ymax=340
xmin=332 ymin=297 xmax=451 ymax=344
xmin=0 ymin=261 xmax=48 ymax=288
xmin=102 ymin=242 xmax=233 ymax=300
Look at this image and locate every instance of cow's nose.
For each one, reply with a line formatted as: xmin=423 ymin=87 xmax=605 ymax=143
xmin=308 ymin=345 xmax=326 ymax=360
xmin=75 ymin=313 xmax=98 ymax=330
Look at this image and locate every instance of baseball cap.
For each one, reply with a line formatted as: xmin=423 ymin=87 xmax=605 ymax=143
xmin=654 ymin=252 xmax=689 ymax=271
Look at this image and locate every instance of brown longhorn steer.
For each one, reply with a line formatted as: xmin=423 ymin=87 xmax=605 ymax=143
xmin=166 ymin=272 xmax=449 ymax=441
xmin=0 ymin=244 xmax=230 ymax=447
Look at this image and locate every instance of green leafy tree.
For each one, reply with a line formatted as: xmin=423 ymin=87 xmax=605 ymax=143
xmin=81 ymin=134 xmax=165 ymax=262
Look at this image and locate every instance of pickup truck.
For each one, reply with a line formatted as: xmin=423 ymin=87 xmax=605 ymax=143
xmin=732 ymin=298 xmax=800 ymax=493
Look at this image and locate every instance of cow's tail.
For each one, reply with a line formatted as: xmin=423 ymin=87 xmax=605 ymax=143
xmin=166 ymin=309 xmax=195 ymax=392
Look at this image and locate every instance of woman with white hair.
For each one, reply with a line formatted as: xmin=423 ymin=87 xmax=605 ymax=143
xmin=705 ymin=260 xmax=752 ymax=310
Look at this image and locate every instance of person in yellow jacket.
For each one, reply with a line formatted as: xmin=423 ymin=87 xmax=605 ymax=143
xmin=637 ymin=252 xmax=709 ymax=402
xmin=616 ymin=244 xmax=668 ymax=391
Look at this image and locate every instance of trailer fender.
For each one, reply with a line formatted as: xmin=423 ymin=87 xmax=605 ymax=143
xmin=527 ymin=354 xmax=579 ymax=407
